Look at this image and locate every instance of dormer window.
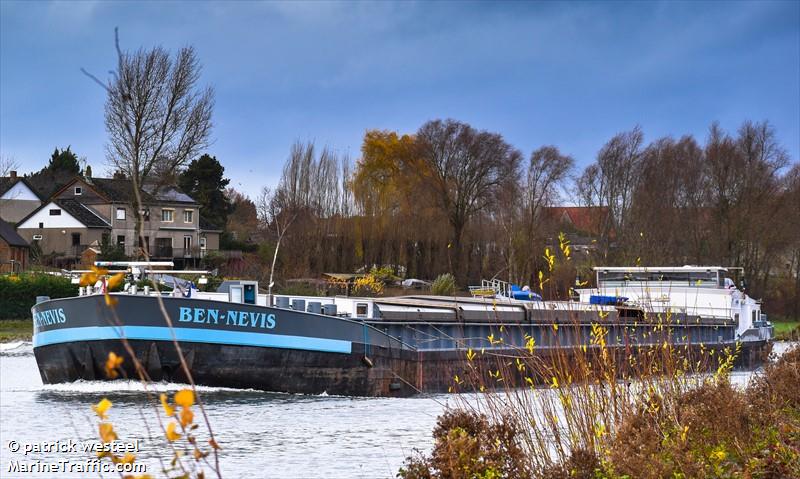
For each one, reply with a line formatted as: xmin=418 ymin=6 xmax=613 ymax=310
xmin=74 ymin=186 xmax=82 ymax=195
xmin=49 ymin=209 xmax=61 ymax=216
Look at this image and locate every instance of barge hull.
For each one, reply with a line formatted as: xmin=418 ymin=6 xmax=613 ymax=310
xmin=33 ymin=337 xmax=771 ymax=397
xmin=32 ymin=295 xmax=773 ymax=397
xmin=34 ymin=339 xmax=419 ymax=397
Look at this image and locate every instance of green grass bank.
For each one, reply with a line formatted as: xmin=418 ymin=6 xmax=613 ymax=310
xmin=0 ymin=319 xmax=33 ymax=342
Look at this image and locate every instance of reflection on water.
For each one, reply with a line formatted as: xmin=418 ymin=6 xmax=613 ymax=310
xmin=1 ymin=342 xmax=795 ymax=478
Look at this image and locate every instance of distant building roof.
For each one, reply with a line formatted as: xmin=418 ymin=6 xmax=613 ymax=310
xmin=25 ymin=171 xmax=77 ymax=199
xmin=17 ymin=199 xmax=112 ymax=229
xmin=144 ymin=184 xmax=196 ymax=204
xmin=88 ymin=178 xmax=157 ymax=203
xmin=0 ymin=176 xmax=45 ymax=201
xmin=0 ymin=219 xmax=29 ymax=247
xmin=47 ymin=176 xmax=200 ymax=207
xmin=55 ymin=199 xmax=112 ymax=228
xmin=544 ymin=206 xmax=609 ymax=236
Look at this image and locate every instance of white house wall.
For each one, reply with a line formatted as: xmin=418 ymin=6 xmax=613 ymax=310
xmin=17 ymin=202 xmax=85 ymax=229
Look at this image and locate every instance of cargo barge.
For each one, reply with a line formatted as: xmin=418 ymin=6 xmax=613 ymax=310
xmin=32 ymin=266 xmax=773 ymax=396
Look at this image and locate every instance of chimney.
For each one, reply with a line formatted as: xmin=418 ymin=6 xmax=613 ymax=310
xmin=9 ymin=170 xmax=17 ymax=179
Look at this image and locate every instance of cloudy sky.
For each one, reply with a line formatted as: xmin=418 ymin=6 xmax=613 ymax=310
xmin=1 ymin=1 xmax=798 ymax=194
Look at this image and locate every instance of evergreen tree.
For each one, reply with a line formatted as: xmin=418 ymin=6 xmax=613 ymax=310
xmin=46 ymin=147 xmax=81 ymax=175
xmin=178 ymin=154 xmax=231 ymax=229
xmin=26 ymin=146 xmax=83 ymax=197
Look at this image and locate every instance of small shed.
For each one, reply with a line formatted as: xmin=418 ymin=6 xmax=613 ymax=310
xmin=0 ymin=219 xmax=29 ymax=273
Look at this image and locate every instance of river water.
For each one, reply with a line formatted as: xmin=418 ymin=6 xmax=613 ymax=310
xmin=0 ymin=342 xmax=451 ymax=479
xmin=1 ymin=342 xmax=795 ymax=479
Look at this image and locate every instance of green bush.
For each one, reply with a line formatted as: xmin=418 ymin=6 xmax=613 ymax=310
xmin=432 ymin=273 xmax=456 ymax=296
xmin=0 ymin=274 xmax=76 ymax=320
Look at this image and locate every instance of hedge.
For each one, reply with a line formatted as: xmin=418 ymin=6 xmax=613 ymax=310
xmin=0 ymin=274 xmax=76 ymax=320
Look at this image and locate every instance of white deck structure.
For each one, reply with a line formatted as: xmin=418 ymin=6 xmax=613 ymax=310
xmin=576 ymin=266 xmax=769 ymax=340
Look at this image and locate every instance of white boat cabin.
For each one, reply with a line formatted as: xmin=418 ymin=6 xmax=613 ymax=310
xmin=577 ymin=266 xmax=766 ymax=339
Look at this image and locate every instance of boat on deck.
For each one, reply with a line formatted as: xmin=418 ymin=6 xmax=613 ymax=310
xmin=32 ymin=265 xmax=773 ymax=396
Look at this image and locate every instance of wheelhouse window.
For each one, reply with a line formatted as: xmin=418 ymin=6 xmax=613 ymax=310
xmin=116 ymin=208 xmax=126 ymax=220
xmin=161 ymin=209 xmax=174 ymax=222
xmin=183 ymin=209 xmax=194 ymax=223
xmin=49 ymin=209 xmax=61 ymax=216
xmin=597 ymin=270 xmax=720 ymax=288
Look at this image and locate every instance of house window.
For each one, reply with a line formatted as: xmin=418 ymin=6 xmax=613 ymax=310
xmin=74 ymin=186 xmax=82 ymax=196
xmin=161 ymin=209 xmax=174 ymax=222
xmin=38 ymin=222 xmax=44 ymax=229
xmin=183 ymin=209 xmax=194 ymax=223
xmin=49 ymin=209 xmax=61 ymax=216
xmin=141 ymin=208 xmax=150 ymax=221
xmin=199 ymin=237 xmax=207 ymax=250
xmin=116 ymin=208 xmax=126 ymax=220
xmin=71 ymin=233 xmax=81 ymax=246
xmin=32 ymin=234 xmax=43 ymax=240
xmin=117 ymin=235 xmax=126 ymax=247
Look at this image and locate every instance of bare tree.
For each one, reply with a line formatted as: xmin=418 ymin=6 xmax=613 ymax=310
xmin=576 ymin=127 xmax=644 ymax=259
xmin=257 ymin=186 xmax=298 ymax=297
xmin=258 ymin=141 xmax=344 ymax=294
xmin=0 ymin=155 xmax=19 ymax=177
xmin=98 ymin=30 xmax=214 ymax=248
xmin=524 ymin=146 xmax=574 ymax=221
xmin=520 ymin=146 xmax=574 ymax=277
xmin=416 ymin=119 xmax=521 ymax=280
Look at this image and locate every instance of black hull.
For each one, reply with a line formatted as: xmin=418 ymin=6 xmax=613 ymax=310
xmin=33 ymin=338 xmax=772 ymax=397
xmin=34 ymin=339 xmax=420 ymax=397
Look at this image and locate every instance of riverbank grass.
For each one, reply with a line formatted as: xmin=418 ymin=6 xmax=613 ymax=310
xmin=0 ymin=319 xmax=32 ymax=342
xmin=773 ymin=319 xmax=799 ymax=340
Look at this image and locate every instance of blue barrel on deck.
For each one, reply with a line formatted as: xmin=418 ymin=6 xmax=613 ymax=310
xmin=589 ymin=295 xmax=627 ymax=305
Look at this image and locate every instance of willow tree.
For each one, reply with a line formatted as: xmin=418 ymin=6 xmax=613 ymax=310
xmin=99 ymin=30 xmax=214 ymax=253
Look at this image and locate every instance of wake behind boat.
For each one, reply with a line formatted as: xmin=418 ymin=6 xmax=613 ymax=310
xmin=32 ymin=264 xmax=773 ymax=396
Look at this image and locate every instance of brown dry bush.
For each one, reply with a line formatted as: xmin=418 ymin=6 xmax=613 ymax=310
xmin=609 ymin=346 xmax=800 ymax=479
xmin=401 ymin=346 xmax=800 ymax=479
xmin=398 ymin=409 xmax=532 ymax=479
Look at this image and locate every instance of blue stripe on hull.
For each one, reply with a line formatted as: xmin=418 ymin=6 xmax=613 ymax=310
xmin=33 ymin=326 xmax=352 ymax=354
